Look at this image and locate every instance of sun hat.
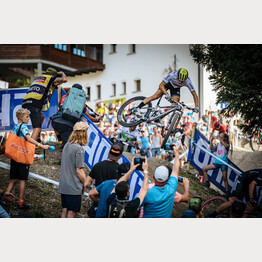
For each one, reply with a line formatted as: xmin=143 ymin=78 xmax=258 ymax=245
xmin=45 ymin=67 xmax=57 ymax=77
xmin=154 ymin=165 xmax=169 ymax=183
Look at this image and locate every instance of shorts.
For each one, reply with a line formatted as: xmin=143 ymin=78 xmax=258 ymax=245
xmin=61 ymin=194 xmax=82 ymax=212
xmin=22 ymin=104 xmax=42 ymax=128
xmin=10 ymin=159 xmax=29 ymax=180
xmin=87 ymin=202 xmax=98 ymax=218
xmin=158 ymin=82 xmax=180 ymax=99
xmin=151 ymin=148 xmax=161 ymax=157
xmin=213 ymin=162 xmax=228 ymax=172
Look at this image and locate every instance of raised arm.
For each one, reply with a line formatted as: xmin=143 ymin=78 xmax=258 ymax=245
xmin=137 ymin=157 xmax=149 ymax=203
xmin=171 ymin=144 xmax=180 ymax=179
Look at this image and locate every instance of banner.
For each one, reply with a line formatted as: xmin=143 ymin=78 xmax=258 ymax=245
xmin=188 ymin=129 xmax=262 ymax=204
xmin=82 ymin=114 xmax=144 ymax=200
xmin=0 ymin=88 xmax=59 ymax=131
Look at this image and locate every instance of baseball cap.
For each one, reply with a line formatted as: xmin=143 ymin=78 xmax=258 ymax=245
xmin=181 ymin=209 xmax=197 ymax=218
xmin=72 ymin=83 xmax=83 ymax=90
xmin=108 ymin=142 xmax=123 ymax=161
xmin=73 ymin=122 xmax=89 ymax=131
xmin=154 ymin=165 xmax=169 ymax=183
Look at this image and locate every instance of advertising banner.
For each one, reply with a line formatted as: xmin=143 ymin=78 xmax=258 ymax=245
xmin=0 ymin=88 xmax=59 ymax=131
xmin=82 ymin=114 xmax=144 ymax=200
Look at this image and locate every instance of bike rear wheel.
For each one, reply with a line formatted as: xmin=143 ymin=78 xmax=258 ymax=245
xmin=201 ymin=196 xmax=228 ymax=218
xmin=160 ymin=111 xmax=181 ymax=149
xmin=117 ymin=96 xmax=152 ymax=127
xmin=250 ymin=130 xmax=261 ymax=151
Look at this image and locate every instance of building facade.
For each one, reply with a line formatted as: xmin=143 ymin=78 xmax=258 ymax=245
xmin=62 ymin=44 xmax=204 ymax=115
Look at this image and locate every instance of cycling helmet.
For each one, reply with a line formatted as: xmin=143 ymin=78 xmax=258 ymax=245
xmin=177 ymin=68 xmax=188 ymax=81
xmin=189 ymin=196 xmax=203 ymax=214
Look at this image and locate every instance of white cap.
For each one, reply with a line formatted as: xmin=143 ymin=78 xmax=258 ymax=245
xmin=154 ymin=166 xmax=169 ymax=183
xmin=174 ymin=132 xmax=182 ymax=140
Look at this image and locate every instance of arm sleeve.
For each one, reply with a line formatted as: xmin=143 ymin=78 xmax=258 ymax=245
xmin=185 ymin=78 xmax=196 ymax=93
xmin=21 ymin=124 xmax=30 ymax=137
xmin=75 ymin=148 xmax=85 ymax=168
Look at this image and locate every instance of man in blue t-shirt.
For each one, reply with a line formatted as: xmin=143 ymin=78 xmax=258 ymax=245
xmin=88 ymin=162 xmax=131 ymax=218
xmin=142 ymin=145 xmax=180 ymax=218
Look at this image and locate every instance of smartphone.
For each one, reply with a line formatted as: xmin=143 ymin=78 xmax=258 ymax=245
xmin=178 ymin=176 xmax=183 ymax=182
xmin=134 ymin=157 xmax=145 ymax=171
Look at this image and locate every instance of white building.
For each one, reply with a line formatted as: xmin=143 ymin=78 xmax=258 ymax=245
xmin=62 ymin=44 xmax=206 ymax=115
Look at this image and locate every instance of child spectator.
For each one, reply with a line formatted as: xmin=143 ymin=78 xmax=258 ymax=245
xmin=140 ymin=129 xmax=152 ymax=158
xmin=4 ymin=109 xmax=49 ymax=209
xmin=58 ymin=122 xmax=89 ymax=218
xmin=202 ymin=132 xmax=230 ymax=198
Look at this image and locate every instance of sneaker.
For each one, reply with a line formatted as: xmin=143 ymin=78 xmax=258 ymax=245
xmin=202 ymin=181 xmax=210 ymax=188
xmin=18 ymin=203 xmax=31 ymax=210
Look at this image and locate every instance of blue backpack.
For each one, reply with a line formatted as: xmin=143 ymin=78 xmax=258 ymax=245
xmin=61 ymin=87 xmax=86 ymax=123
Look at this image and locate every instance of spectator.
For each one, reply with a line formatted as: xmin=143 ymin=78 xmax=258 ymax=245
xmin=142 ymin=145 xmax=180 ymax=218
xmin=0 ymin=189 xmax=15 ymax=218
xmin=22 ymin=67 xmax=67 ymax=141
xmin=149 ymin=126 xmax=162 ymax=159
xmin=107 ymin=157 xmax=149 ymax=218
xmin=139 ymin=175 xmax=190 ymax=218
xmin=210 ymin=111 xmax=218 ymax=129
xmin=84 ymin=142 xmax=124 ymax=218
xmin=88 ymin=162 xmax=132 ymax=218
xmin=140 ymin=129 xmax=152 ymax=158
xmin=58 ymin=122 xmax=89 ymax=218
xmin=188 ymin=196 xmax=204 ymax=218
xmin=211 ymin=121 xmax=227 ymax=136
xmin=230 ymin=200 xmax=246 ymax=218
xmin=202 ymin=132 xmax=230 ymax=197
xmin=227 ymin=112 xmax=236 ymax=146
xmin=181 ymin=209 xmax=197 ymax=218
xmin=4 ymin=109 xmax=49 ymax=209
xmin=203 ymin=110 xmax=210 ymax=125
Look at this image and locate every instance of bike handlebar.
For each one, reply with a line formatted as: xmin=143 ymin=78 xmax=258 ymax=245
xmin=173 ymin=101 xmax=195 ymax=111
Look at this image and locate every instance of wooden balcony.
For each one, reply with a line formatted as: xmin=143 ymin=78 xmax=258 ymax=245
xmin=0 ymin=44 xmax=103 ymax=71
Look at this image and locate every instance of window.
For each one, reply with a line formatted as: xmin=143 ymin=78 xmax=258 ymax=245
xmin=97 ymin=47 xmax=103 ymax=62
xmin=54 ymin=44 xmax=67 ymax=51
xmin=111 ymin=83 xmax=116 ymax=97
xmin=109 ymin=44 xmax=117 ymax=54
xmin=135 ymin=79 xmax=141 ymax=92
xmin=121 ymin=82 xmax=126 ymax=95
xmin=97 ymin=85 xmax=101 ymax=99
xmin=89 ymin=46 xmax=96 ymax=60
xmin=71 ymin=44 xmax=85 ymax=57
xmin=86 ymin=87 xmax=91 ymax=101
xmin=128 ymin=44 xmax=136 ymax=54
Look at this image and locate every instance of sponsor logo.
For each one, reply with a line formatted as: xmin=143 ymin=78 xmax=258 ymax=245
xmin=35 ymin=77 xmax=46 ymax=83
xmin=10 ymin=143 xmax=31 ymax=154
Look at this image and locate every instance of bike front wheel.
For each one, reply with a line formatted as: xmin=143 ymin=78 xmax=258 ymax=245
xmin=250 ymin=130 xmax=262 ymax=151
xmin=201 ymin=196 xmax=228 ymax=218
xmin=117 ymin=96 xmax=152 ymax=127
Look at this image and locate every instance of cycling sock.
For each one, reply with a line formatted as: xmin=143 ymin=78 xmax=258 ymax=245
xmin=138 ymin=102 xmax=146 ymax=109
xmin=18 ymin=199 xmax=24 ymax=207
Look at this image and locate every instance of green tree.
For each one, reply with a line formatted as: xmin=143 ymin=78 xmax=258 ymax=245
xmin=189 ymin=44 xmax=262 ymax=133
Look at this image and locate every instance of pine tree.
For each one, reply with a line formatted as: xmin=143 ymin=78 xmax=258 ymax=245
xmin=189 ymin=44 xmax=262 ymax=133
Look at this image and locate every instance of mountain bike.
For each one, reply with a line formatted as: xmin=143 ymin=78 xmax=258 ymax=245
xmin=248 ymin=117 xmax=262 ymax=151
xmin=117 ymin=96 xmax=195 ymax=149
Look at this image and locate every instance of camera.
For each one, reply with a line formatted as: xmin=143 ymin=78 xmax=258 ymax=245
xmin=178 ymin=176 xmax=183 ymax=183
xmin=134 ymin=157 xmax=145 ymax=171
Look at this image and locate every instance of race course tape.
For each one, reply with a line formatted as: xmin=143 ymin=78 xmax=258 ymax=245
xmin=0 ymin=161 xmax=89 ymax=197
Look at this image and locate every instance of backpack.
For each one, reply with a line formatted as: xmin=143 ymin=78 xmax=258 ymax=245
xmin=108 ymin=200 xmax=128 ymax=218
xmin=61 ymin=87 xmax=86 ymax=123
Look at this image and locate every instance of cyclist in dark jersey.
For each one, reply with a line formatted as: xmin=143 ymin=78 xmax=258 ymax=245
xmin=135 ymin=68 xmax=199 ymax=115
xmin=208 ymin=169 xmax=262 ymax=217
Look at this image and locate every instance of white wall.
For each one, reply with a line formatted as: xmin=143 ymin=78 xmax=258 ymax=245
xmin=62 ymin=44 xmax=200 ymax=110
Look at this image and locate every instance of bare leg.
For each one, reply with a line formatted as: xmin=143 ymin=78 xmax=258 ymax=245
xmin=67 ymin=211 xmax=77 ymax=218
xmin=202 ymin=164 xmax=216 ymax=182
xmin=61 ymin=208 xmax=68 ymax=218
xmin=222 ymin=170 xmax=229 ymax=193
xmin=19 ymin=180 xmax=26 ymax=200
xmin=31 ymin=128 xmax=42 ymax=141
xmin=216 ymin=197 xmax=237 ymax=214
xmin=143 ymin=90 xmax=163 ymax=104
xmin=5 ymin=179 xmax=18 ymax=194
